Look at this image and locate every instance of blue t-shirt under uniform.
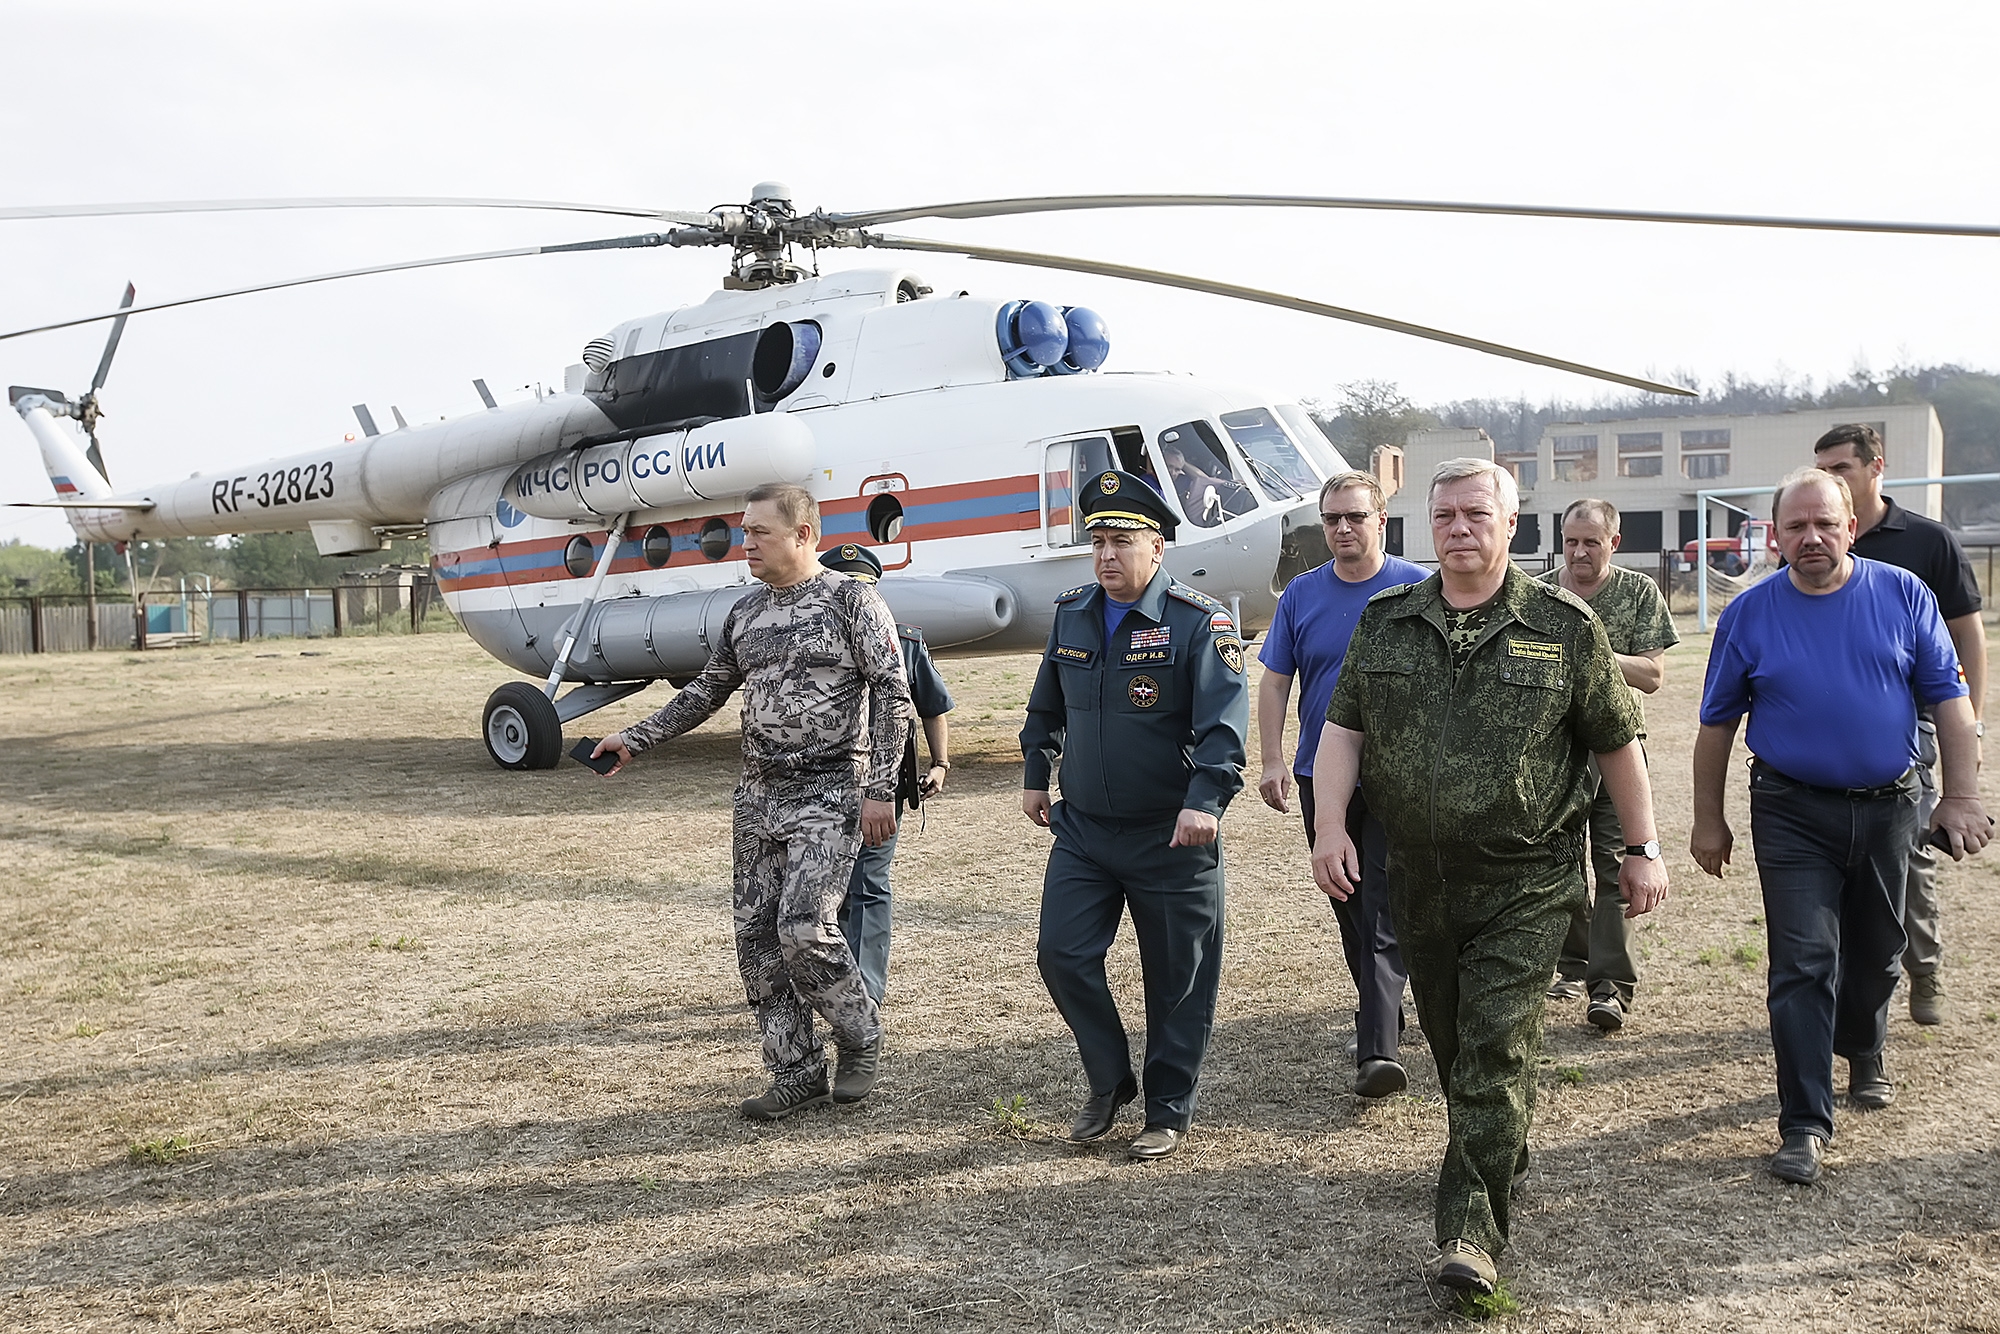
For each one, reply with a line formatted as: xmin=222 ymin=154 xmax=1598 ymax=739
xmin=1260 ymin=554 xmax=1429 ymax=775
xmin=1700 ymin=556 xmax=1966 ymax=789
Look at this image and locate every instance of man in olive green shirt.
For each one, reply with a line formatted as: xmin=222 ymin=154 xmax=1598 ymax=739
xmin=1540 ymin=499 xmax=1679 ymax=1030
xmin=1311 ymin=459 xmax=1669 ymax=1298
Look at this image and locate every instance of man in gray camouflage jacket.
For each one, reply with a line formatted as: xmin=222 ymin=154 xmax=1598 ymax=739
xmin=595 ymin=483 xmax=912 ymax=1120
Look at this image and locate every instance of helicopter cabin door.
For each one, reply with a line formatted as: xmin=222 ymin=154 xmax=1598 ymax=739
xmin=1039 ymin=433 xmax=1118 ymax=550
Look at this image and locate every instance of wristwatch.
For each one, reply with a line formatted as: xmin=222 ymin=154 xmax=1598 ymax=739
xmin=1624 ymin=840 xmax=1662 ymax=860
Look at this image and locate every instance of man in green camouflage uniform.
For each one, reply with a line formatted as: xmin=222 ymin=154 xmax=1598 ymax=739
xmin=1539 ymin=499 xmax=1679 ymax=1031
xmin=596 ymin=484 xmax=910 ymax=1121
xmin=1312 ymin=459 xmax=1669 ymax=1296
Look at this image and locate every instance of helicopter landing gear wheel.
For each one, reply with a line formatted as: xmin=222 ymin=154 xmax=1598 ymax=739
xmin=483 ymin=682 xmax=562 ymax=771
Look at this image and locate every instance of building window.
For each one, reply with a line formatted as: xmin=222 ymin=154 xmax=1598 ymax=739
xmin=1621 ymin=511 xmax=1664 ymax=553
xmin=1385 ymin=516 xmax=1404 ymax=556
xmin=1617 ymin=431 xmax=1663 ymax=478
xmin=1510 ymin=511 xmax=1541 ymax=555
xmin=1500 ymin=454 xmax=1538 ymax=490
xmin=1551 ymin=433 xmax=1599 ymax=483
xmin=1680 ymin=427 xmax=1731 ymax=480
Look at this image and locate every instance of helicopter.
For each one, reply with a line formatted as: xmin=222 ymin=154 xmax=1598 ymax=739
xmin=9 ymin=183 xmax=1991 ymax=769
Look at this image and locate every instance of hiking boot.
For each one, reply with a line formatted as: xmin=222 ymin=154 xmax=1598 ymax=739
xmin=1432 ymin=1239 xmax=1496 ymax=1295
xmin=741 ymin=1074 xmax=831 ymax=1121
xmin=833 ymin=1037 xmax=882 ymax=1104
xmin=1587 ymin=990 xmax=1627 ymax=1032
xmin=1910 ymin=972 xmax=1946 ymax=1026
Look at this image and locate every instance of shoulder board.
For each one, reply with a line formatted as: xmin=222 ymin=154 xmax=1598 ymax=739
xmin=1054 ymin=584 xmax=1094 ymax=603
xmin=1166 ymin=583 xmax=1222 ymax=610
xmin=1538 ymin=581 xmax=1594 ymax=616
xmin=896 ymin=623 xmax=925 ymax=643
xmin=1366 ymin=582 xmax=1417 ymax=605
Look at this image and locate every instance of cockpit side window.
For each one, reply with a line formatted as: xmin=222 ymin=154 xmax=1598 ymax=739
xmin=1157 ymin=420 xmax=1255 ymax=528
xmin=1222 ymin=407 xmax=1316 ymax=498
xmin=1044 ymin=434 xmax=1117 ymax=547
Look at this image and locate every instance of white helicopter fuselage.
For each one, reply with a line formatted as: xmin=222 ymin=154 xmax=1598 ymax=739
xmin=15 ymin=266 xmax=1345 ymax=706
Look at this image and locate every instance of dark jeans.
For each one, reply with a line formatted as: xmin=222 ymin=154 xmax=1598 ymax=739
xmin=839 ymin=819 xmax=898 ymax=1004
xmin=1748 ymin=760 xmax=1918 ymax=1142
xmin=1298 ymin=776 xmax=1407 ymax=1065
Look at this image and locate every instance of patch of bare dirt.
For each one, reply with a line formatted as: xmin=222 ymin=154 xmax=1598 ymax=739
xmin=2 ymin=623 xmax=1998 ymax=1331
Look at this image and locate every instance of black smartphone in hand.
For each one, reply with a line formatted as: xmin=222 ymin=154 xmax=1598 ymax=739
xmin=1927 ymin=814 xmax=1995 ymax=852
xmin=570 ymin=737 xmax=620 ymax=775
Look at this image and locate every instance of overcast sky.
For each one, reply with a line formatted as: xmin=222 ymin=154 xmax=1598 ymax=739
xmin=3 ymin=0 xmax=1997 ymax=547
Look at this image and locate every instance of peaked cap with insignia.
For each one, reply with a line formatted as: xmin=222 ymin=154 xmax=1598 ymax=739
xmin=819 ymin=543 xmax=884 ymax=582
xmin=1079 ymin=469 xmax=1178 ymax=540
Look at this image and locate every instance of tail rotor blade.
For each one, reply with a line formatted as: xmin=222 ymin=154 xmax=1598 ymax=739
xmin=84 ymin=431 xmax=109 ymax=485
xmin=90 ymin=283 xmax=137 ymax=392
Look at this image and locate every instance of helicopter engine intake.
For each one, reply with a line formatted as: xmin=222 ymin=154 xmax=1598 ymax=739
xmin=501 ymin=413 xmax=815 ymax=520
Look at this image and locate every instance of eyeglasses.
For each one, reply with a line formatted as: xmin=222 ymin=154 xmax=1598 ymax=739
xmin=1320 ymin=510 xmax=1378 ymax=528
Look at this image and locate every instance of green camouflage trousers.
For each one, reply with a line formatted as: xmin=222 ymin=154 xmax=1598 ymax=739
xmin=1388 ymin=852 xmax=1585 ymax=1257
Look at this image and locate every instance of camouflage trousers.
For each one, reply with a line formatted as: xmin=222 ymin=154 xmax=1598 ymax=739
xmin=1388 ymin=852 xmax=1585 ymax=1258
xmin=732 ymin=780 xmax=881 ymax=1089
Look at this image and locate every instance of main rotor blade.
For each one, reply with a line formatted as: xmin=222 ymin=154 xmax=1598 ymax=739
xmin=90 ymin=282 xmax=138 ymax=392
xmin=833 ymin=193 xmax=2000 ymax=241
xmin=0 ymin=233 xmax=675 ymax=342
xmin=860 ymin=232 xmax=1695 ymax=396
xmin=0 ymin=197 xmax=716 ymax=225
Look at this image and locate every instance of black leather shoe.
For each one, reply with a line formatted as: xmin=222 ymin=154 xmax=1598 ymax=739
xmin=1068 ymin=1079 xmax=1137 ymax=1143
xmin=1848 ymin=1053 xmax=1894 ymax=1109
xmin=1126 ymin=1125 xmax=1182 ymax=1161
xmin=1354 ymin=1058 xmax=1408 ymax=1098
xmin=1769 ymin=1132 xmax=1826 ymax=1184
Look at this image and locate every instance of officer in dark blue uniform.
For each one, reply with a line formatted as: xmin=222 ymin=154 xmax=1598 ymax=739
xmin=1020 ymin=469 xmax=1250 ymax=1161
xmin=820 ymin=544 xmax=956 ymax=1004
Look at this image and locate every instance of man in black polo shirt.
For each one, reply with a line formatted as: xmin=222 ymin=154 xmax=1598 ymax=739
xmin=1815 ymin=423 xmax=1987 ymax=1025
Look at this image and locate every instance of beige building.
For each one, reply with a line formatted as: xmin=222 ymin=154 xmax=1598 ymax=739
xmin=1385 ymin=404 xmax=1944 ymax=565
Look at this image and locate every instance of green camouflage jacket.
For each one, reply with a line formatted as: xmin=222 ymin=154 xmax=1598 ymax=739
xmin=1326 ymin=564 xmax=1640 ymax=876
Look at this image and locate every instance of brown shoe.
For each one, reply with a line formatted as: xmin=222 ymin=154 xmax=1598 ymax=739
xmin=1432 ymin=1239 xmax=1496 ymax=1295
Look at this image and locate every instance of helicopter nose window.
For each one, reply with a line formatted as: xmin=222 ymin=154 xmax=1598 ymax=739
xmin=1222 ymin=407 xmax=1315 ymax=497
xmin=1157 ymin=421 xmax=1255 ymax=528
xmin=641 ymin=524 xmax=674 ymax=569
xmin=867 ymin=493 xmax=905 ymax=544
xmin=698 ymin=517 xmax=732 ymax=561
xmin=563 ymin=535 xmax=596 ymax=578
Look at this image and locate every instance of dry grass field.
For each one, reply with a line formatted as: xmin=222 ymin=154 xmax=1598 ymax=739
xmin=5 ymin=620 xmax=2000 ymax=1332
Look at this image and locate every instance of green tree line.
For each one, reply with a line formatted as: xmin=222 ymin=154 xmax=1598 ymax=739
xmin=0 ymin=532 xmax=429 ymax=598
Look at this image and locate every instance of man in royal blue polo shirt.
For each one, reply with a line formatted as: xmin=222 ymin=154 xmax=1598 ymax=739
xmin=1692 ymin=467 xmax=1990 ymax=1186
xmin=1259 ymin=469 xmax=1427 ymax=1096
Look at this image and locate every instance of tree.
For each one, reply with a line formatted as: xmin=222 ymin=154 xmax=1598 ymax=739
xmin=1303 ymin=380 xmax=1440 ymax=466
xmin=226 ymin=532 xmax=431 ymax=588
xmin=0 ymin=539 xmax=79 ymax=595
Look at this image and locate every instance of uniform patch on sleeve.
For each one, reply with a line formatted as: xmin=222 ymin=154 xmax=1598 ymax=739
xmin=1052 ymin=644 xmax=1096 ymax=666
xmin=1507 ymin=639 xmax=1564 ymax=664
xmin=1209 ymin=610 xmax=1234 ymax=633
xmin=1217 ymin=636 xmax=1244 ymax=673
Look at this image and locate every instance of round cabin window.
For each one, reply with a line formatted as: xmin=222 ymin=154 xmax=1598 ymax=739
xmin=563 ymin=535 xmax=595 ymax=578
xmin=641 ymin=524 xmax=673 ymax=569
xmin=698 ymin=517 xmax=732 ymax=561
xmin=867 ymin=493 xmax=905 ymax=544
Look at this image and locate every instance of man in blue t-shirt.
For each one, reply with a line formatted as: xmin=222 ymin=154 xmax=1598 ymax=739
xmin=1693 ymin=468 xmax=1990 ymax=1187
xmin=1259 ymin=469 xmax=1428 ymax=1096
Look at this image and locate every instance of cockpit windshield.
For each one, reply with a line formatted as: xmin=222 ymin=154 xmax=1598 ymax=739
xmin=1221 ymin=407 xmax=1315 ymax=498
xmin=1155 ymin=420 xmax=1257 ymax=528
xmin=1275 ymin=403 xmax=1350 ymax=478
